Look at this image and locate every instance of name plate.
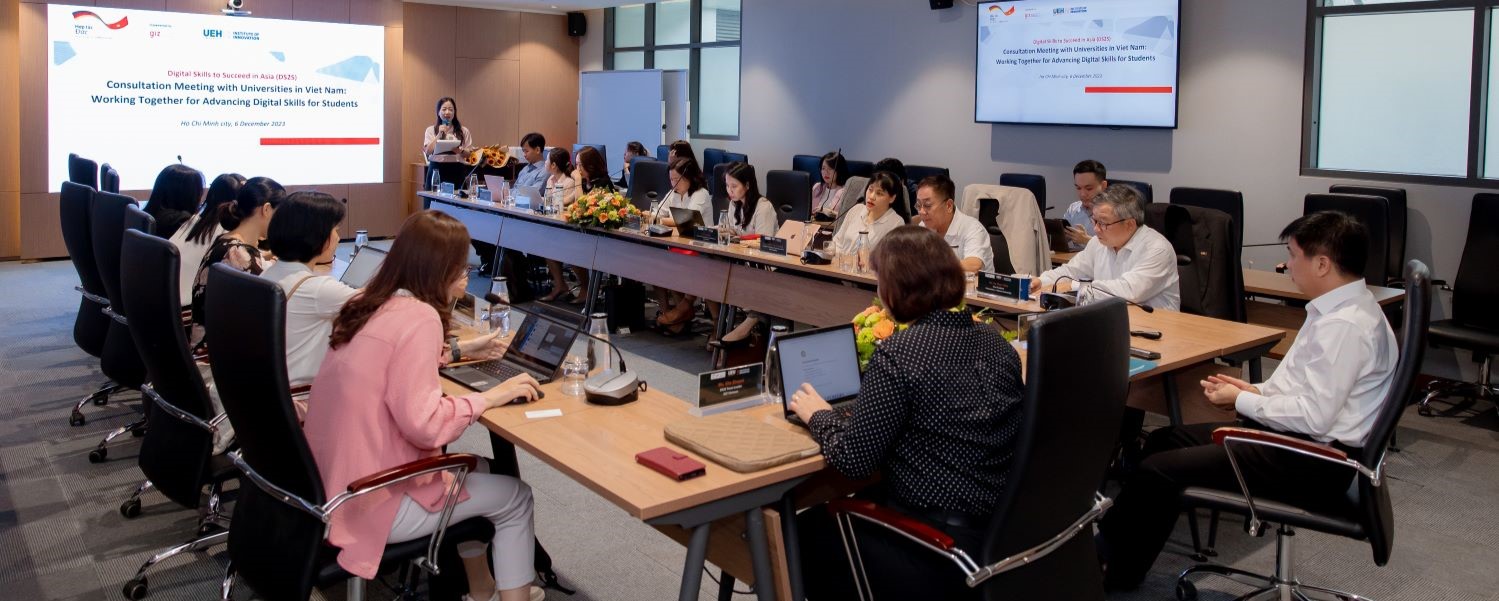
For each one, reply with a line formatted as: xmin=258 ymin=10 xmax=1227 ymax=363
xmin=693 ymin=226 xmax=719 ymax=245
xmin=625 ymin=214 xmax=642 ymax=231
xmin=693 ymin=363 xmax=766 ymax=417
xmin=477 ymin=187 xmax=492 ymax=202
xmin=759 ymin=236 xmax=788 ymax=256
xmin=439 ymin=182 xmax=455 ymax=195
xmin=977 ymin=271 xmax=1030 ymax=299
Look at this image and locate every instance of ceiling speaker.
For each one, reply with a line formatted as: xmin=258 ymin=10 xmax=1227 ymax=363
xmin=567 ymin=12 xmax=586 ymax=37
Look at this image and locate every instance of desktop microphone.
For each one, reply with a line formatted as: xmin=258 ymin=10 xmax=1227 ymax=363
xmin=176 ymin=155 xmax=183 ymax=164
xmin=1075 ymin=278 xmax=1156 ymax=313
xmin=455 ymin=155 xmax=489 ymax=198
xmin=523 ymin=306 xmax=646 ymax=405
xmin=1037 ymin=277 xmax=1155 ymax=313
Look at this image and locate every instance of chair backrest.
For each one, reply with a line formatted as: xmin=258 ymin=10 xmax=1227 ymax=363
xmin=1304 ymin=193 xmax=1390 ymax=285
xmin=121 ymin=230 xmax=217 ymax=509
xmin=1148 ymin=203 xmax=1246 ymax=321
xmin=572 ymin=143 xmax=607 ymax=173
xmin=702 ymin=148 xmax=728 ymax=190
xmin=90 ymin=190 xmax=139 ymax=310
xmin=1360 ymin=260 xmax=1430 ymax=566
xmin=100 ymin=163 xmax=121 ymax=194
xmin=124 ymin=203 xmax=156 ymax=236
xmin=1110 ymin=179 xmax=1153 ymax=204
xmin=206 ymin=265 xmax=328 ymax=601
xmin=978 ymin=197 xmax=1000 ymax=231
xmin=766 ymin=170 xmax=812 ymax=225
xmin=905 ymin=164 xmax=949 ymax=186
xmin=61 ymin=182 xmax=106 ymax=300
xmin=710 ymin=162 xmax=732 ymax=218
xmin=627 ymin=158 xmax=672 ymax=211
xmin=981 ymin=299 xmax=1128 ymax=600
xmin=845 ymin=159 xmax=875 ymax=179
xmin=655 ymin=144 xmax=670 ymax=162
xmin=722 ymin=151 xmax=748 ymax=165
xmin=1170 ymin=187 xmax=1243 ymax=244
xmin=989 ymin=230 xmax=1016 ymax=274
xmin=791 ymin=154 xmax=823 ymax=187
xmin=1330 ymin=185 xmax=1407 ymax=284
xmin=1000 ymin=173 xmax=1047 ymax=216
xmin=1451 ymin=194 xmax=1499 ymax=330
xmin=68 ymin=153 xmax=98 ymax=189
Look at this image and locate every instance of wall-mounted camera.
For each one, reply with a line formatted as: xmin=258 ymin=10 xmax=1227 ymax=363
xmin=222 ymin=0 xmax=251 ymax=16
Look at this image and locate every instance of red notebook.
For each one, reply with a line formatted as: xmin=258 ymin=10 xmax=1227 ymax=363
xmin=635 ymin=447 xmax=707 ymax=481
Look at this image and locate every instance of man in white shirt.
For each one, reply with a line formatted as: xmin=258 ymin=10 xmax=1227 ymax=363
xmin=1034 ymin=185 xmax=1180 ymax=310
xmin=1060 ymin=159 xmax=1108 ymax=250
xmin=1098 ymin=211 xmax=1395 ymax=590
xmin=916 ymin=175 xmax=993 ymax=273
xmin=513 ymin=132 xmax=549 ymax=191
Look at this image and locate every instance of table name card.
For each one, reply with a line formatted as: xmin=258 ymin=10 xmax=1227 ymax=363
xmin=977 ymin=271 xmax=1030 ymax=299
xmin=693 ymin=363 xmax=767 ymax=417
xmin=439 ymin=182 xmax=455 ymax=195
xmin=759 ymin=236 xmax=788 ymax=256
xmin=477 ymin=187 xmax=492 ymax=202
xmin=693 ymin=226 xmax=719 ymax=245
xmin=625 ymin=214 xmax=642 ymax=231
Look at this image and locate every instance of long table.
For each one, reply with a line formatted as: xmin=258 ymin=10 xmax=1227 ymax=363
xmin=424 ymin=191 xmax=1284 ymax=599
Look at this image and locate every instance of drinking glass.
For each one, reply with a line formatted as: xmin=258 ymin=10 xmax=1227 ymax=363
xmin=561 ymin=355 xmax=589 ymax=397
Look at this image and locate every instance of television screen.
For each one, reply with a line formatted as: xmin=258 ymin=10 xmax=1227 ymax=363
xmin=48 ymin=4 xmax=385 ymax=189
xmin=976 ymin=0 xmax=1180 ymax=128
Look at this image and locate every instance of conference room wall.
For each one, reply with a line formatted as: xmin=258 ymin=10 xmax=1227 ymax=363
xmin=619 ymin=0 xmax=1477 ymax=286
xmin=1 ymin=0 xmax=19 ymax=258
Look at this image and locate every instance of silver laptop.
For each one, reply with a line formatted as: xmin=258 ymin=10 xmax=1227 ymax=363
xmin=512 ymin=185 xmax=543 ymax=208
xmin=439 ymin=309 xmax=580 ymax=389
xmin=774 ymin=324 xmax=862 ymax=427
xmin=338 ymin=246 xmax=387 ymax=288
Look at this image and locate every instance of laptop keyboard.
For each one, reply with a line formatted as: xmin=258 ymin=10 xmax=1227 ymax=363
xmin=472 ymin=360 xmax=529 ymax=382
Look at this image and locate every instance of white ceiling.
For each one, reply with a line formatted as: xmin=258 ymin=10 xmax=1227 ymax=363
xmin=405 ymin=0 xmax=654 ymax=15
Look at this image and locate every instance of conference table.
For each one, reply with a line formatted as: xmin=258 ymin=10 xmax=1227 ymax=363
xmin=424 ymin=190 xmax=1284 ymax=600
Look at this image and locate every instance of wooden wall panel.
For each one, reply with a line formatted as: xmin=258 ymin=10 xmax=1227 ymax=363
xmin=19 ymin=192 xmax=63 ymax=259
xmin=94 ymin=0 xmax=166 ymax=10
xmin=348 ymin=181 xmax=402 ymax=236
xmin=293 ymin=0 xmax=349 ymax=23
xmin=454 ymin=7 xmax=519 ymax=62
xmin=518 ymin=12 xmax=577 ymax=150
xmin=349 ymin=0 xmax=400 ymax=28
xmin=455 ymin=57 xmax=519 ymax=150
xmin=382 ymin=23 xmax=402 ymax=183
xmin=17 ymin=2 xmax=43 ymax=195
xmin=401 ymin=2 xmax=454 ymax=186
xmin=2 ymin=0 xmax=20 ymax=257
xmin=162 ymin=0 xmax=218 ymax=13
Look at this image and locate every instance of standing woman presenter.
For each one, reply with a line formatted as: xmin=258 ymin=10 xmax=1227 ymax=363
xmin=423 ymin=97 xmax=474 ymax=162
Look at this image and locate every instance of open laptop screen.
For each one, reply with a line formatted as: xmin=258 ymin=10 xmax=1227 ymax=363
xmin=339 ymin=246 xmax=387 ymax=288
xmin=508 ymin=312 xmax=574 ymax=371
xmin=775 ymin=324 xmax=861 ymax=416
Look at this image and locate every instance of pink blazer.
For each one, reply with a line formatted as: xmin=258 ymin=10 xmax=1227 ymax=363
xmin=302 ymin=295 xmax=487 ymax=579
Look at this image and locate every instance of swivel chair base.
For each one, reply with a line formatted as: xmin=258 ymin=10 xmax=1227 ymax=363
xmin=1418 ymin=355 xmax=1496 ymax=417
xmin=1177 ymin=526 xmax=1370 ymax=601
xmin=70 ymin=381 xmax=131 ymax=426
xmin=121 ymin=485 xmax=230 ymax=600
xmin=87 ymin=417 xmax=147 ymax=463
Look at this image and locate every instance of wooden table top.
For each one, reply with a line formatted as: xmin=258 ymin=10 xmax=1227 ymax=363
xmin=1242 ymin=268 xmax=1404 ymax=305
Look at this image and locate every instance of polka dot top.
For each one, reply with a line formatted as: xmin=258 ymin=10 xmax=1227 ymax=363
xmin=808 ymin=308 xmax=1024 ymax=517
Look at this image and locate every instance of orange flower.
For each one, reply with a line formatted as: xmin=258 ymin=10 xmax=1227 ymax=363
xmin=872 ymin=319 xmax=896 ymax=339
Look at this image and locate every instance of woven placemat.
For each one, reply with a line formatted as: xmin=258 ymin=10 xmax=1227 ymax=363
xmin=664 ymin=412 xmax=819 ymax=473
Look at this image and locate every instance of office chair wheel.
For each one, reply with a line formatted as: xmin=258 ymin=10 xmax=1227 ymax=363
xmin=89 ymin=448 xmax=107 ymax=463
xmin=119 ymin=498 xmax=141 ymax=519
xmin=1175 ymin=580 xmax=1197 ymax=601
xmin=122 ymin=577 xmax=148 ymax=600
xmin=70 ymin=410 xmax=86 ymax=427
xmin=93 ymin=395 xmax=109 ymax=406
xmin=131 ymin=426 xmax=146 ymax=438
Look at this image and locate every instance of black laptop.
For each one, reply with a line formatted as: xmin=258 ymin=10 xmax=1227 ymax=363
xmin=440 ymin=308 xmax=580 ymax=390
xmin=669 ymin=207 xmax=705 ymax=237
xmin=773 ymin=324 xmax=862 ymax=427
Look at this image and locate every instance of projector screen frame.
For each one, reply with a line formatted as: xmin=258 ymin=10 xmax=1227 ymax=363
xmin=972 ymin=0 xmax=1182 ymax=130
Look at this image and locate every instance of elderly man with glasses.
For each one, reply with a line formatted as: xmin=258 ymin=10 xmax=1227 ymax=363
xmin=1032 ymin=185 xmax=1181 ymax=311
xmin=916 ymin=174 xmax=995 ymax=273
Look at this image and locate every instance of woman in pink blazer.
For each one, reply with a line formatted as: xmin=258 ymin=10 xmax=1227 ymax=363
xmin=303 ymin=210 xmax=544 ymax=601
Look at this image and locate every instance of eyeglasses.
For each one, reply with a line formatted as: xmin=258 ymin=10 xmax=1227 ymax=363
xmin=1092 ymin=217 xmax=1130 ymax=230
xmin=916 ymin=201 xmax=950 ymax=213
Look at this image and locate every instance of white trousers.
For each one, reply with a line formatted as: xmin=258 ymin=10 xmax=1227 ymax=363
xmin=387 ymin=473 xmax=536 ymax=590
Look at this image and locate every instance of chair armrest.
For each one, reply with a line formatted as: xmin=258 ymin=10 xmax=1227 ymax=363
xmin=102 ymin=306 xmax=128 ymax=325
xmin=346 ymin=453 xmax=480 ymax=494
xmin=227 ymin=450 xmax=328 ymax=521
xmin=826 ymin=498 xmax=955 ymax=551
xmin=1211 ymin=427 xmax=1381 ymax=537
xmin=141 ymin=383 xmax=218 ymax=433
xmin=288 ymin=384 xmax=312 ymax=398
xmin=76 ymin=285 xmax=111 ymax=306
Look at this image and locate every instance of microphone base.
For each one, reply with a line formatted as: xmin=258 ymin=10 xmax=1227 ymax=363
xmin=583 ymin=370 xmax=645 ymax=406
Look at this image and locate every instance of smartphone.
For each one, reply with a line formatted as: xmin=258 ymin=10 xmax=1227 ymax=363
xmin=1129 ymin=347 xmax=1162 ymax=361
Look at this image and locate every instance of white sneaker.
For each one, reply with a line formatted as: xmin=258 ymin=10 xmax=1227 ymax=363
xmin=530 ymin=585 xmax=546 ymax=601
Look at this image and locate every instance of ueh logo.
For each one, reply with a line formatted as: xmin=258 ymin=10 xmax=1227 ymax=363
xmin=987 ymin=5 xmax=1017 ymax=16
xmin=71 ymin=11 xmax=129 ymax=30
xmin=203 ymin=29 xmax=223 ymax=38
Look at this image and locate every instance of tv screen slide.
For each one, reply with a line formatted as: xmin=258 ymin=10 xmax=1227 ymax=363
xmin=48 ymin=5 xmax=385 ymax=190
xmin=976 ymin=0 xmax=1179 ymax=128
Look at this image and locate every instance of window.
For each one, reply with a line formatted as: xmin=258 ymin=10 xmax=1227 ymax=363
xmin=1305 ymin=2 xmax=1499 ymax=185
xmin=605 ymin=0 xmax=743 ymax=138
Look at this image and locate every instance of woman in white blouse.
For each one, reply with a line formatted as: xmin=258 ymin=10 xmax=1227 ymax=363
xmin=260 ymin=191 xmax=359 ymax=418
xmin=714 ymin=162 xmax=779 ymax=347
xmin=421 ymin=97 xmax=473 ymax=161
xmin=833 ymin=171 xmax=907 ymax=254
xmin=811 ymin=151 xmax=849 ymax=220
xmin=650 ymin=157 xmax=713 ymax=334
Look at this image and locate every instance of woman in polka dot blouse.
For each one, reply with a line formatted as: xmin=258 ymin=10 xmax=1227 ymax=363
xmin=789 ymin=225 xmax=1025 ymax=600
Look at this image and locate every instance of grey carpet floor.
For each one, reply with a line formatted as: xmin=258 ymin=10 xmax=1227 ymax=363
xmin=4 ymin=252 xmax=1499 ymax=601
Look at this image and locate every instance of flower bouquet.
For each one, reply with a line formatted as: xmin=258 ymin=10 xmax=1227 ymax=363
xmin=464 ymin=144 xmax=510 ymax=168
xmin=563 ymin=189 xmax=640 ymax=230
xmin=851 ymin=303 xmax=906 ymax=371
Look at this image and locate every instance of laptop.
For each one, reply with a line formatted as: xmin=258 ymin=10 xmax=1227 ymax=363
xmin=773 ymin=220 xmax=820 ymax=256
xmin=773 ymin=324 xmax=862 ymax=427
xmin=338 ymin=246 xmax=387 ymax=288
xmin=513 ymin=185 xmax=543 ymax=209
xmin=440 ymin=308 xmax=581 ymax=390
xmin=483 ymin=175 xmax=508 ymax=194
xmin=669 ymin=207 xmax=705 ymax=237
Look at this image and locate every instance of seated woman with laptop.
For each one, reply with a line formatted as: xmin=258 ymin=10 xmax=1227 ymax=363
xmin=646 ymin=157 xmax=715 ymax=335
xmin=788 ymin=225 xmax=1025 ymax=601
xmin=714 ymin=161 xmax=781 ymax=348
xmin=304 ymin=210 xmax=545 ymax=601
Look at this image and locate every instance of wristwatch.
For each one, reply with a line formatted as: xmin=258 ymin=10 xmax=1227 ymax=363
xmin=448 ymin=335 xmax=462 ymax=363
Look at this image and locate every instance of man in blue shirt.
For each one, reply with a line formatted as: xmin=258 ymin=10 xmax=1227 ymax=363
xmin=514 ymin=132 xmax=549 ymax=190
xmin=1061 ymin=160 xmax=1108 ymax=251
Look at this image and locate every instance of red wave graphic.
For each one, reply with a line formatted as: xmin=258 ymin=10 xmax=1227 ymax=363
xmin=71 ymin=11 xmax=129 ymax=30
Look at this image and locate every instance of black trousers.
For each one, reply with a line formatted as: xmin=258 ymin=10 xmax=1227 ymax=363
xmin=1098 ymin=420 xmax=1356 ymax=589
xmin=798 ymin=494 xmax=985 ymax=601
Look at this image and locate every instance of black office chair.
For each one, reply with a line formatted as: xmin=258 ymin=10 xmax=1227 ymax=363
xmin=709 ymin=162 xmax=732 ymax=218
xmin=792 ymin=154 xmax=823 ymax=187
xmin=655 ymin=144 xmax=670 ymax=162
xmin=1147 ymin=204 xmax=1245 ymax=322
xmin=69 ymin=152 xmax=99 ymax=189
xmin=101 ymin=163 xmax=121 ymax=194
xmin=627 ymin=159 xmax=671 ymax=212
xmin=722 ymin=151 xmax=748 ymax=165
xmin=86 ymin=190 xmax=151 ymax=462
xmin=1330 ymin=185 xmax=1407 ymax=286
xmin=1176 ymin=260 xmax=1431 ymax=601
xmin=767 ymin=170 xmax=812 ymax=225
xmin=906 ymin=164 xmax=950 ymax=185
xmin=1000 ymin=173 xmax=1048 ymax=216
xmin=989 ymin=230 xmax=1016 ymax=275
xmin=828 ymin=299 xmax=1129 ymax=600
xmin=1305 ymin=193 xmax=1390 ymax=286
xmin=117 ymin=230 xmax=238 ymax=600
xmin=204 ymin=265 xmax=494 ymax=601
xmin=1419 ymin=193 xmax=1499 ymax=417
xmin=572 ymin=143 xmax=608 ymax=174
xmin=1111 ymin=179 xmax=1154 ymax=205
xmin=846 ymin=160 xmax=875 ymax=179
xmin=124 ymin=204 xmax=155 ymax=236
xmin=702 ymin=148 xmax=728 ymax=191
xmin=977 ymin=197 xmax=1001 ymax=232
xmin=60 ymin=181 xmax=124 ymax=425
xmin=1170 ymin=187 xmax=1244 ymax=246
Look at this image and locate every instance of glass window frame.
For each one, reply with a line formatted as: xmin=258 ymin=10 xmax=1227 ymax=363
xmin=604 ymin=0 xmax=743 ymax=139
xmin=1303 ymin=0 xmax=1499 ymax=187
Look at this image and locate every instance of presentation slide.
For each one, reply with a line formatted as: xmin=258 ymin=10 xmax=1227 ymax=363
xmin=48 ymin=5 xmax=384 ymax=191
xmin=976 ymin=0 xmax=1179 ymax=128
